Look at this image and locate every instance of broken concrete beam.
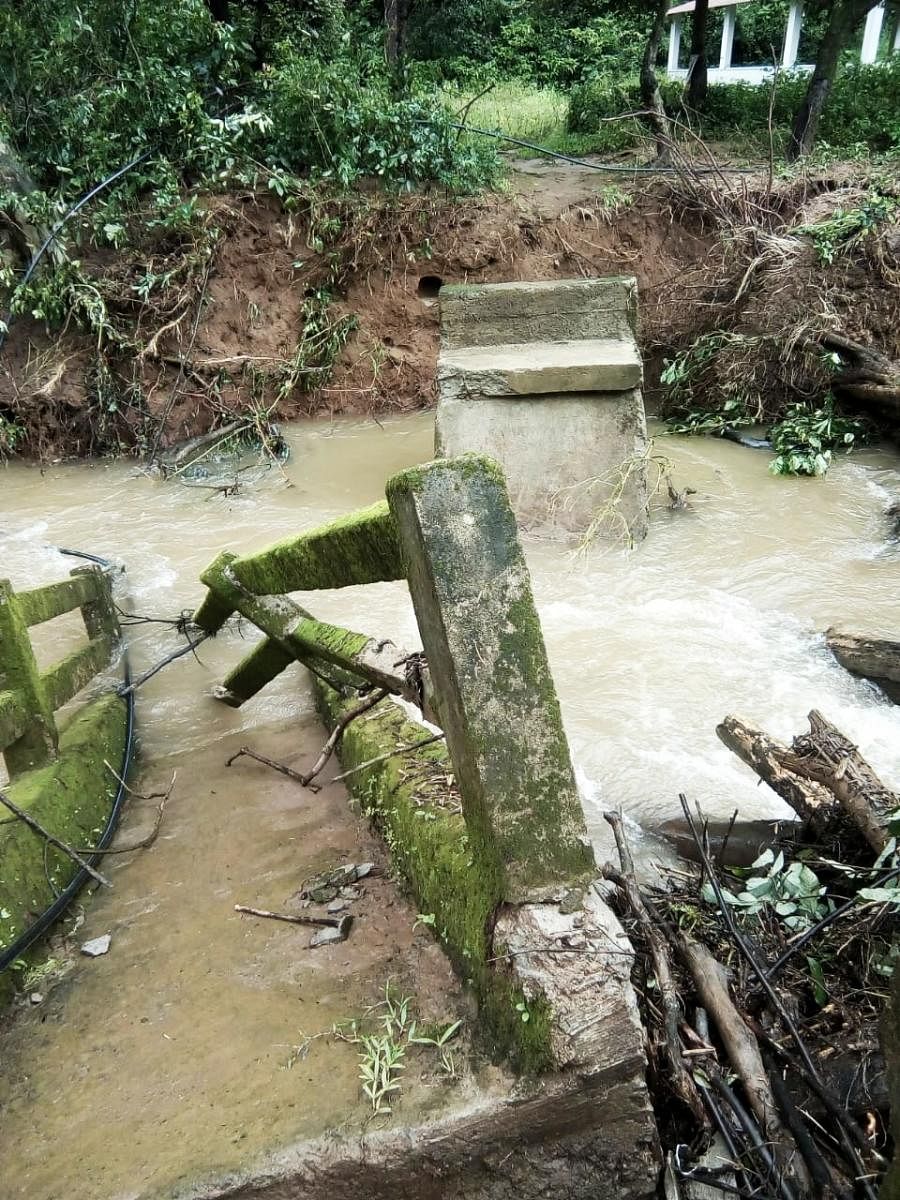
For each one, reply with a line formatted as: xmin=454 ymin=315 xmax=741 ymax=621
xmin=439 ymin=278 xmax=638 ymax=350
xmin=215 ymin=636 xmax=296 ymax=707
xmin=227 ymin=500 xmax=403 ymax=595
xmin=386 ymin=455 xmax=595 ymax=903
xmin=439 ymin=338 xmax=643 ymax=398
xmin=197 ymin=553 xmax=434 ymax=715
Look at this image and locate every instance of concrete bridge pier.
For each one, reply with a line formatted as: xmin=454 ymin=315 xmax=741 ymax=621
xmin=435 ymin=278 xmax=651 ymax=542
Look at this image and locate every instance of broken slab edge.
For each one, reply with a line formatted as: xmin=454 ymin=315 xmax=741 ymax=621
xmin=161 ymin=1065 xmax=659 ymax=1200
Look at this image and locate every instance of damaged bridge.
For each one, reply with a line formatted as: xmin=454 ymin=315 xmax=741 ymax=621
xmin=190 ymin=452 xmax=661 ymax=1197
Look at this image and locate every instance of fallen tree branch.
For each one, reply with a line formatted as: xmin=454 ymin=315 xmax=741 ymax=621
xmin=602 ymin=810 xmax=708 ymax=1128
xmin=234 ymin=904 xmax=351 ymax=934
xmin=677 ymin=934 xmax=783 ymax=1144
xmin=716 ymin=715 xmax=835 ymax=830
xmin=118 ymin=632 xmax=210 ymax=696
xmin=678 ymin=793 xmax=880 ymax=1200
xmin=327 ymin=731 xmax=445 ymax=784
xmin=70 ymin=766 xmax=176 ymax=855
xmin=227 ymin=689 xmax=389 ymax=790
xmin=0 ymin=790 xmax=111 ymax=888
xmin=782 ymin=709 xmax=895 ymax=855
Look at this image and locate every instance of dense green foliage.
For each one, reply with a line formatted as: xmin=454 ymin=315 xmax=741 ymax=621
xmin=0 ymin=0 xmax=496 ymax=216
xmin=569 ymin=59 xmax=900 ymax=153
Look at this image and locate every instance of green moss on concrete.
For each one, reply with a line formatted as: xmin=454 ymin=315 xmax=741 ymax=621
xmin=0 ymin=689 xmax=27 ymax=750
xmin=315 ymin=680 xmax=554 ymax=1074
xmin=0 ymin=579 xmax=58 ymax=775
xmin=41 ymin=635 xmax=114 ymax=712
xmin=291 ymin=618 xmax=370 ymax=667
xmin=17 ymin=575 xmax=97 ymax=627
xmin=387 ymin=456 xmax=595 ymax=902
xmin=0 ymin=693 xmax=127 ymax=1006
xmin=229 ymin=501 xmax=403 ymax=595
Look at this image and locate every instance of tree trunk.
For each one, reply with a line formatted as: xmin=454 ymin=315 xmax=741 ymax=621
xmin=205 ymin=0 xmax=230 ymax=21
xmin=826 ymin=629 xmax=900 ymax=704
xmin=787 ymin=0 xmax=873 ymax=160
xmin=640 ymin=0 xmax=674 ymax=164
xmin=686 ymin=0 xmax=710 ymax=110
xmin=718 ymin=710 xmax=897 ymax=856
xmin=384 ymin=0 xmax=409 ymax=65
xmin=716 ymin=715 xmax=834 ymax=830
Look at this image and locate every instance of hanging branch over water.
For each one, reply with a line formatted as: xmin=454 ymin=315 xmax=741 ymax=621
xmin=117 ymin=631 xmax=211 ymax=697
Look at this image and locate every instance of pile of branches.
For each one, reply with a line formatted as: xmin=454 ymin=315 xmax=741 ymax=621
xmin=603 ymin=707 xmax=900 ymax=1199
xmin=648 ymin=159 xmax=900 ymax=440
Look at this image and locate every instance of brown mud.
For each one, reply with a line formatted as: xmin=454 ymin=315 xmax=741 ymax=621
xmin=1 ymin=160 xmax=898 ymax=460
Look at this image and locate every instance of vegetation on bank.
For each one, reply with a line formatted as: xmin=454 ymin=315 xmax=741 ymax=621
xmin=0 ymin=0 xmax=898 ymax=471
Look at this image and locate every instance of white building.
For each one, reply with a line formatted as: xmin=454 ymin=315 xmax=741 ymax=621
xmin=665 ymin=0 xmax=899 ymax=86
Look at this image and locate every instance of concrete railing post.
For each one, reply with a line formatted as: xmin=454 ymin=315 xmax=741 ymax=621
xmin=387 ymin=455 xmax=595 ymax=903
xmin=71 ymin=566 xmax=119 ymax=642
xmin=0 ymin=579 xmax=58 ymax=776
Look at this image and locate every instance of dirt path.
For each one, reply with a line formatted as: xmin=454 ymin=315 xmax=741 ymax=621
xmin=0 ymin=716 xmax=471 ymax=1200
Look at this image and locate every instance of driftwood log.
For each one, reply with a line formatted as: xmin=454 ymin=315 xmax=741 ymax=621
xmin=718 ymin=710 xmax=898 ymax=856
xmin=826 ymin=628 xmax=900 ymax=705
xmin=715 ymin=716 xmax=833 ymax=831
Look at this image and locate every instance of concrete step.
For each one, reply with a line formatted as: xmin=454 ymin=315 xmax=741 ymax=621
xmin=439 ymin=337 xmax=642 ymax=396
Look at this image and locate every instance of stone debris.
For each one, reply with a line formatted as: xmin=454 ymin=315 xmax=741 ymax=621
xmin=327 ymin=899 xmax=349 ymax=914
xmin=309 ymin=925 xmax=345 ymax=948
xmin=81 ymin=934 xmax=111 ymax=957
xmin=302 ymin=862 xmax=375 ymax=903
xmin=29 ymin=992 xmax=43 ymax=1005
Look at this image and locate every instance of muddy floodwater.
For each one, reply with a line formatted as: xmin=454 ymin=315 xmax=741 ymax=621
xmin=2 ymin=411 xmax=899 ymax=841
xmin=2 ymin=413 xmax=900 ymax=1199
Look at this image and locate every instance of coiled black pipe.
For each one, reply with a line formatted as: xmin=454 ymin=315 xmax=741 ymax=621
xmin=0 ymin=548 xmax=135 ymax=973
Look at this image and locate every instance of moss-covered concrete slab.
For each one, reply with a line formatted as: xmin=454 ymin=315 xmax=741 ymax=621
xmin=387 ymin=455 xmax=595 ymax=903
xmin=0 ymin=693 xmax=127 ymax=1003
xmin=228 ymin=499 xmax=403 ymax=595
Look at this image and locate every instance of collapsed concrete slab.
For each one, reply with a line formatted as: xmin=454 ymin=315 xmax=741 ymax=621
xmin=191 ymin=452 xmax=660 ymax=1195
xmin=435 ymin=278 xmax=651 ymax=541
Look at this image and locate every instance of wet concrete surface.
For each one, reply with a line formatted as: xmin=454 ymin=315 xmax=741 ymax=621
xmin=0 ymin=716 xmax=469 ymax=1200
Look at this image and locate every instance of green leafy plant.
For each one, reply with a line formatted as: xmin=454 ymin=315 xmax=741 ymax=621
xmin=798 ymin=191 xmax=899 ymax=264
xmin=334 ymin=982 xmax=462 ymax=1115
xmin=769 ymin=397 xmax=874 ymax=477
xmin=702 ymin=848 xmax=829 ymax=932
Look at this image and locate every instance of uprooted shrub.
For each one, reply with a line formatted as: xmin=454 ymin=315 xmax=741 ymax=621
xmin=653 ymin=174 xmax=900 ymax=474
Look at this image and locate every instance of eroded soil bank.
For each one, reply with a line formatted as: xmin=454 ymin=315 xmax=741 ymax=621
xmin=3 ymin=158 xmax=897 ymax=459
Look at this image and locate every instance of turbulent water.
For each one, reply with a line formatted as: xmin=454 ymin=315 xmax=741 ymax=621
xmin=2 ymin=412 xmax=899 ymax=857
